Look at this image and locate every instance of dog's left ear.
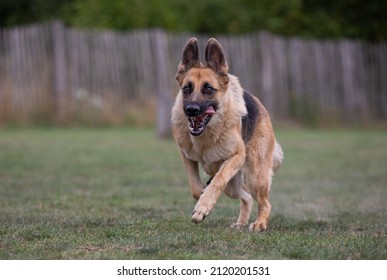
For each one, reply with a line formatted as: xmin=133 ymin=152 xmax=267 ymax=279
xmin=205 ymin=38 xmax=229 ymax=75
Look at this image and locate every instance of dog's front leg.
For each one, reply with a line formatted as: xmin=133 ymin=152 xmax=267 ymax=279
xmin=192 ymin=143 xmax=245 ymax=223
xmin=180 ymin=151 xmax=204 ymax=200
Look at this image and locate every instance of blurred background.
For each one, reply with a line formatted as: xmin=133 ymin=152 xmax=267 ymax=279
xmin=0 ymin=0 xmax=386 ymax=133
xmin=1 ymin=0 xmax=387 ymax=260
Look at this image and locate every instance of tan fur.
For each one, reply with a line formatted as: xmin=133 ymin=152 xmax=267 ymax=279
xmin=171 ymin=38 xmax=283 ymax=231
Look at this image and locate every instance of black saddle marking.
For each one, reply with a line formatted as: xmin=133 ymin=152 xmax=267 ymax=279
xmin=241 ymin=90 xmax=259 ymax=143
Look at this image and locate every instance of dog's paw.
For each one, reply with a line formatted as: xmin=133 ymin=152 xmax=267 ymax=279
xmin=191 ymin=187 xmax=221 ymax=223
xmin=230 ymin=223 xmax=247 ymax=231
xmin=191 ymin=197 xmax=214 ymax=223
xmin=248 ymin=221 xmax=268 ymax=232
xmin=191 ymin=205 xmax=210 ymax=223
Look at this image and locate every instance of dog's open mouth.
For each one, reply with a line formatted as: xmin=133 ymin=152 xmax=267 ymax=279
xmin=188 ymin=106 xmax=216 ymax=136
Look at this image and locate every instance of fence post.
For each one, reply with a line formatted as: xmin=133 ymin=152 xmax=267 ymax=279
xmin=153 ymin=30 xmax=172 ymax=138
xmin=0 ymin=28 xmax=5 ymax=119
xmin=340 ymin=40 xmax=359 ymax=122
xmin=51 ymin=21 xmax=67 ymax=123
xmin=259 ymin=32 xmax=275 ymax=114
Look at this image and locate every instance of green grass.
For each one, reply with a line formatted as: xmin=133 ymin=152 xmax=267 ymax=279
xmin=0 ymin=127 xmax=386 ymax=259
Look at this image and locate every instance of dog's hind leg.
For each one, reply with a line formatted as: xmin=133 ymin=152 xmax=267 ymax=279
xmin=225 ymin=172 xmax=253 ymax=230
xmin=249 ymin=168 xmax=273 ymax=232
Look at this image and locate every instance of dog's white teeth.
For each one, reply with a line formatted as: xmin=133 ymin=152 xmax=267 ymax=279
xmin=188 ymin=114 xmax=213 ymax=135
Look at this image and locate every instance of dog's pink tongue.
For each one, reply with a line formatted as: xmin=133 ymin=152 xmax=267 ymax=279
xmin=206 ymin=106 xmax=216 ymax=115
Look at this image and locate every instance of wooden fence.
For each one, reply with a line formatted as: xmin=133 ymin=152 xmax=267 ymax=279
xmin=0 ymin=22 xmax=386 ymax=133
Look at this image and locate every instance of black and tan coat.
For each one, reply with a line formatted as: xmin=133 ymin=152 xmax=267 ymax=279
xmin=171 ymin=38 xmax=283 ymax=231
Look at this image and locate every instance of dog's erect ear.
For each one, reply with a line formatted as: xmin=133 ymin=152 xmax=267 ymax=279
xmin=181 ymin=37 xmax=199 ymax=68
xmin=175 ymin=38 xmax=200 ymax=84
xmin=205 ymin=38 xmax=228 ymax=75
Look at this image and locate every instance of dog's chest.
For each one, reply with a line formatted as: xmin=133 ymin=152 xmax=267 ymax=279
xmin=183 ymin=135 xmax=239 ymax=175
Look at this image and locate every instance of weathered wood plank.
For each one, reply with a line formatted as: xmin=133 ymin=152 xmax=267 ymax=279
xmin=0 ymin=22 xmax=386 ymax=126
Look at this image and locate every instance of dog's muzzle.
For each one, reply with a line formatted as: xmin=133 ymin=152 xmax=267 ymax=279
xmin=183 ymin=102 xmax=217 ymax=136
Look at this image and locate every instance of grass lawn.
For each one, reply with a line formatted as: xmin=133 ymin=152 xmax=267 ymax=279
xmin=0 ymin=127 xmax=386 ymax=259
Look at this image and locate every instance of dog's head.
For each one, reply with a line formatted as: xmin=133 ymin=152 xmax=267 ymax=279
xmin=175 ymin=38 xmax=229 ymax=136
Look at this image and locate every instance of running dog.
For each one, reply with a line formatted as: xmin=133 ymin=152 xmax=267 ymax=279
xmin=171 ymin=38 xmax=283 ymax=231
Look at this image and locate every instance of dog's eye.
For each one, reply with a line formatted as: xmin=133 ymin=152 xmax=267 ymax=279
xmin=202 ymin=85 xmax=215 ymax=95
xmin=182 ymin=83 xmax=192 ymax=95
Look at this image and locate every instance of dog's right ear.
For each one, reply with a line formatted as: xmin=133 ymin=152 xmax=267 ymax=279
xmin=175 ymin=38 xmax=200 ymax=85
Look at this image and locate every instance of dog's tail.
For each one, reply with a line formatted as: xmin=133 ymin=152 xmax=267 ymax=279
xmin=272 ymin=140 xmax=284 ymax=172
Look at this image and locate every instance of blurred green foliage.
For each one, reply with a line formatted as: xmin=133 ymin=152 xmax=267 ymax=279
xmin=1 ymin=0 xmax=386 ymax=41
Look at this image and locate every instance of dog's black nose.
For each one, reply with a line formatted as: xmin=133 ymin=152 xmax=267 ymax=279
xmin=185 ymin=103 xmax=201 ymax=117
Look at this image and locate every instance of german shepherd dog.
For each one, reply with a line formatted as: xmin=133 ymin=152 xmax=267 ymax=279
xmin=171 ymin=38 xmax=283 ymax=231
